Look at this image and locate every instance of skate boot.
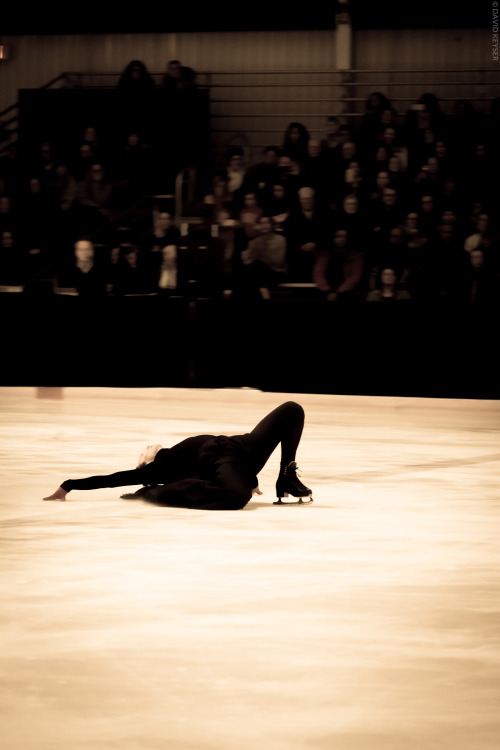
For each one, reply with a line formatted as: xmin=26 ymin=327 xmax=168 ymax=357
xmin=274 ymin=461 xmax=313 ymax=505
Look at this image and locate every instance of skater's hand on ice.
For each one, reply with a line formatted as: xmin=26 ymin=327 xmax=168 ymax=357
xmin=43 ymin=487 xmax=67 ymax=502
xmin=252 ymin=487 xmax=263 ymax=496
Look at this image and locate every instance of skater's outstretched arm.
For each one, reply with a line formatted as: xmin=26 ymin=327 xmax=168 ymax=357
xmin=43 ymin=467 xmax=151 ymax=501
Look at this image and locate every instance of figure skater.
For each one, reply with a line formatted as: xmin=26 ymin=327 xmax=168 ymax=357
xmin=43 ymin=402 xmax=313 ymax=510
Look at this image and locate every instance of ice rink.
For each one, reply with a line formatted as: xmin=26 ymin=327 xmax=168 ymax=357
xmin=1 ymin=386 xmax=499 ymax=749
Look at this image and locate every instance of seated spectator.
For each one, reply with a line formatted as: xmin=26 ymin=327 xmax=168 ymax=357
xmin=243 ymin=146 xmax=280 ymax=202
xmin=464 ymin=213 xmax=492 ymax=253
xmin=71 ymin=143 xmax=96 ymax=182
xmin=434 ymin=139 xmax=455 ymax=179
xmin=369 ymin=186 xmax=405 ymax=240
xmin=240 ymin=215 xmax=287 ymax=298
xmin=312 ymin=227 xmax=365 ymax=301
xmin=0 ymin=230 xmax=22 ymax=286
xmin=457 ymin=248 xmax=500 ymax=304
xmin=49 ymin=163 xmax=78 ymax=214
xmin=360 ymin=91 xmax=392 ymax=151
xmin=263 ymin=182 xmax=293 ymax=228
xmin=34 ymin=141 xmax=58 ymax=189
xmin=387 ymin=155 xmax=409 ymax=195
xmin=368 ymin=170 xmax=391 ymax=203
xmin=238 ymin=191 xmax=264 ymax=240
xmin=0 ymin=143 xmax=20 ymax=197
xmin=76 ymin=163 xmax=115 ymax=233
xmin=111 ymin=243 xmax=147 ymax=295
xmin=459 ymin=143 xmax=495 ymax=209
xmin=426 ymin=223 xmax=469 ymax=300
xmin=282 ymin=122 xmax=310 ymax=165
xmin=118 ymin=59 xmax=156 ymax=95
xmin=113 ymin=131 xmax=154 ymax=198
xmin=277 ymin=153 xmax=307 ymax=200
xmin=334 ymin=194 xmax=368 ymax=246
xmin=302 ymin=138 xmax=329 ymax=200
xmin=139 ymin=210 xmax=180 ymax=288
xmin=0 ymin=195 xmax=17 ymax=235
xmin=417 ymin=194 xmax=439 ymax=238
xmin=203 ymin=175 xmax=234 ymax=224
xmin=20 ymin=178 xmax=55 ymax=265
xmin=59 ymin=239 xmax=108 ymax=296
xmin=116 ymin=60 xmax=156 ymax=137
xmin=366 ymin=267 xmax=411 ymax=302
xmin=369 ymin=226 xmax=410 ymax=290
xmin=365 ymin=144 xmax=391 ymax=182
xmin=162 ymin=60 xmax=184 ymax=92
xmin=412 ymin=156 xmax=445 ymax=202
xmin=223 ymin=147 xmax=248 ymax=207
xmin=284 ymin=186 xmax=329 ymax=281
xmin=157 ymin=243 xmax=179 ymax=295
xmin=321 ymin=116 xmax=343 ymax=153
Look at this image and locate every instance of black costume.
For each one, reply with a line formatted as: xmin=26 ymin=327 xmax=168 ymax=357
xmin=61 ymin=402 xmax=306 ymax=511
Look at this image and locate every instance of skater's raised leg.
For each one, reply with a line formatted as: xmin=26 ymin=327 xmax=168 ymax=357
xmin=246 ymin=401 xmax=313 ymax=504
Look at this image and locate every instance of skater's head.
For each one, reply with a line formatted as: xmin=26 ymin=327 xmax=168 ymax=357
xmin=137 ymin=444 xmax=163 ymax=468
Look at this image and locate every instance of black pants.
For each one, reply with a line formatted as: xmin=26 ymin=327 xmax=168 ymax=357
xmin=61 ymin=401 xmax=305 ymax=509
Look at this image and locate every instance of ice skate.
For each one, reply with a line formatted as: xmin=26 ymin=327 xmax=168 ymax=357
xmin=274 ymin=461 xmax=313 ymax=505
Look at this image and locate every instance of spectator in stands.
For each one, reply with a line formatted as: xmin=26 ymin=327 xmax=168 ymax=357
xmin=244 ymin=146 xmax=281 ymax=203
xmin=162 ymin=60 xmax=184 ymax=92
xmin=277 ymin=153 xmax=306 ymax=201
xmin=71 ymin=143 xmax=96 ymax=182
xmin=412 ymin=156 xmax=444 ymax=201
xmin=459 ymin=143 xmax=495 ymax=209
xmin=368 ymin=170 xmax=391 ymax=203
xmin=284 ymin=186 xmax=327 ymax=281
xmin=238 ymin=191 xmax=264 ymax=240
xmin=417 ymin=194 xmax=439 ymax=238
xmin=35 ymin=141 xmax=58 ymax=189
xmin=365 ymin=267 xmax=411 ymax=302
xmin=264 ymin=182 xmax=293 ymax=228
xmin=203 ymin=174 xmax=233 ymax=224
xmin=369 ymin=226 xmax=410 ymax=290
xmin=240 ymin=215 xmax=287 ymax=299
xmin=114 ymin=131 xmax=153 ymax=199
xmin=76 ymin=163 xmax=114 ymax=233
xmin=334 ymin=194 xmax=367 ymax=246
xmin=50 ymin=163 xmax=78 ymax=214
xmin=282 ymin=122 xmax=310 ymax=165
xmin=464 ymin=213 xmax=494 ymax=253
xmin=156 ymin=243 xmax=178 ymax=295
xmin=0 ymin=230 xmax=22 ymax=286
xmin=321 ymin=116 xmax=343 ymax=152
xmin=434 ymin=139 xmax=455 ymax=179
xmin=223 ymin=147 xmax=248 ymax=207
xmin=0 ymin=195 xmax=17 ymax=235
xmin=139 ymin=210 xmax=180 ymax=289
xmin=360 ymin=91 xmax=392 ymax=149
xmin=110 ymin=243 xmax=147 ymax=295
xmin=426 ymin=222 xmax=468 ymax=300
xmin=302 ymin=138 xmax=329 ymax=200
xmin=312 ymin=227 xmax=365 ymax=302
xmin=60 ymin=239 xmax=108 ymax=297
xmin=118 ymin=60 xmax=156 ymax=95
xmin=0 ymin=143 xmax=19 ymax=197
xmin=117 ymin=60 xmax=156 ymax=137
xmin=369 ymin=186 xmax=405 ymax=241
xmin=458 ymin=248 xmax=500 ymax=304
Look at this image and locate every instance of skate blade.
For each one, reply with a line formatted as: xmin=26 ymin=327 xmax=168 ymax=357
xmin=273 ymin=497 xmax=314 ymax=506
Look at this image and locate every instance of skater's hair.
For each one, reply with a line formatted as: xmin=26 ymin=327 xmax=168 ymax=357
xmin=137 ymin=444 xmax=163 ymax=469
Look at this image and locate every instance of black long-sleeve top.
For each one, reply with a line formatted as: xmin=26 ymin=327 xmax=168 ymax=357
xmin=61 ymin=434 xmax=259 ymax=511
